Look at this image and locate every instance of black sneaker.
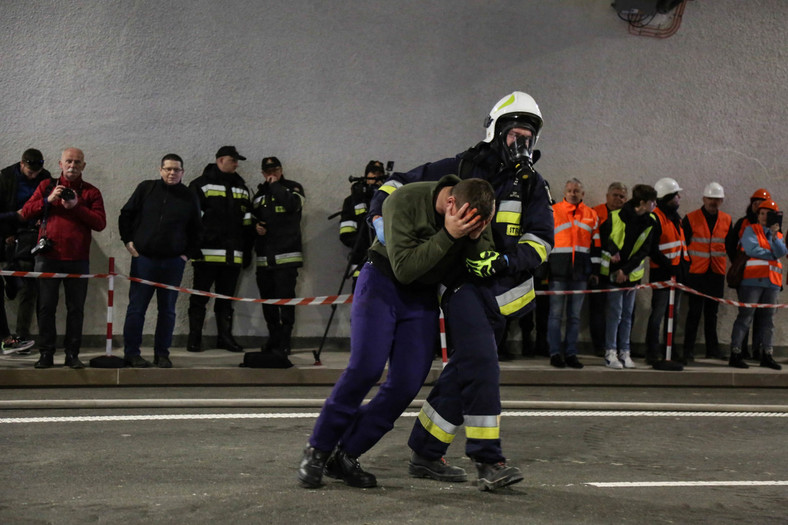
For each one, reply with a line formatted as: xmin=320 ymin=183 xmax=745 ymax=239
xmin=297 ymin=444 xmax=332 ymax=488
xmin=153 ymin=355 xmax=172 ymax=368
xmin=64 ymin=355 xmax=85 ymax=369
xmin=124 ymin=355 xmax=151 ymax=368
xmin=408 ymin=451 xmax=467 ymax=482
xmin=324 ymin=449 xmax=377 ymax=488
xmin=564 ymin=355 xmax=584 ymax=369
xmin=760 ymin=354 xmax=782 ymax=371
xmin=475 ymin=461 xmax=524 ymax=492
xmin=550 ymin=354 xmax=566 ymax=368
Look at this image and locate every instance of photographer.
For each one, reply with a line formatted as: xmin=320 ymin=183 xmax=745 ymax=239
xmin=0 ymin=149 xmax=52 ymax=352
xmin=19 ymin=148 xmax=106 ymax=369
xmin=728 ymin=199 xmax=785 ymax=370
xmin=339 ymin=160 xmax=384 ymax=290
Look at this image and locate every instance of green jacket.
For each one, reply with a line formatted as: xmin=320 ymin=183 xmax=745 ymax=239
xmin=368 ymin=175 xmax=493 ymax=286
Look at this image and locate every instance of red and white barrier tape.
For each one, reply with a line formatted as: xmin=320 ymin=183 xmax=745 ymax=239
xmin=0 ymin=268 xmax=785 ymax=310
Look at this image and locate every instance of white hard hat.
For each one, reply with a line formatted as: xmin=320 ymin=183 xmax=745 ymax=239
xmin=703 ymin=182 xmax=725 ymax=198
xmin=483 ymin=91 xmax=543 ymax=146
xmin=654 ymin=177 xmax=682 ymax=198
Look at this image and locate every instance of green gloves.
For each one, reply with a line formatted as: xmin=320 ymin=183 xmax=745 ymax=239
xmin=466 ymin=250 xmax=508 ymax=278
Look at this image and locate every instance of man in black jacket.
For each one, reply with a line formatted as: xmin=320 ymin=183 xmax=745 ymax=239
xmin=0 ymin=148 xmax=52 ymax=352
xmin=187 ymin=146 xmax=253 ymax=354
xmin=253 ymin=157 xmax=305 ymax=355
xmin=118 ymin=153 xmax=202 ymax=368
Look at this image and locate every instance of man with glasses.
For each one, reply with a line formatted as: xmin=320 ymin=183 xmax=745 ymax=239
xmin=0 ymin=149 xmax=52 ymax=354
xmin=118 ymin=154 xmax=202 ymax=368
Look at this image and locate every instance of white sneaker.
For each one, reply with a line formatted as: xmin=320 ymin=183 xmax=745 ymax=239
xmin=620 ymin=351 xmax=636 ymax=369
xmin=605 ymin=350 xmax=623 ymax=369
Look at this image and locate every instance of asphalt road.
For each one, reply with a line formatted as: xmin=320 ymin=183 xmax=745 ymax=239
xmin=1 ymin=386 xmax=786 ymax=524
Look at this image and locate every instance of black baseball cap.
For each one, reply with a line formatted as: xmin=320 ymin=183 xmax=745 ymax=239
xmin=22 ymin=148 xmax=44 ymax=167
xmin=262 ymin=157 xmax=282 ymax=171
xmin=215 ymin=146 xmax=246 ymax=160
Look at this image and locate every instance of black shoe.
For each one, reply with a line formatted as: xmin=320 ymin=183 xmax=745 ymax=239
xmin=34 ymin=352 xmax=54 ymax=369
xmin=474 ymin=461 xmax=524 ymax=492
xmin=64 ymin=354 xmax=85 ymax=369
xmin=760 ymin=354 xmax=782 ymax=371
xmin=298 ymin=444 xmax=332 ymax=488
xmin=324 ymin=449 xmax=377 ymax=488
xmin=408 ymin=451 xmax=467 ymax=482
xmin=153 ymin=355 xmax=172 ymax=368
xmin=217 ymin=335 xmax=243 ymax=353
xmin=728 ymin=352 xmax=749 ymax=369
xmin=549 ymin=354 xmax=566 ymax=369
xmin=124 ymin=355 xmax=151 ymax=368
xmin=564 ymin=355 xmax=584 ymax=369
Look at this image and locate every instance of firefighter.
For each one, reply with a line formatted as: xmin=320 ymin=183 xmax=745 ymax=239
xmin=369 ymin=91 xmax=554 ymax=491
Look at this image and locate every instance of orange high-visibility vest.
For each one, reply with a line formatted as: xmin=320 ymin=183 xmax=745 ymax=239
xmin=686 ymin=208 xmax=731 ymax=275
xmin=552 ymin=200 xmax=600 ymax=266
xmin=742 ymin=224 xmax=783 ymax=287
xmin=593 ymin=203 xmax=609 ymax=225
xmin=649 ymin=207 xmax=690 ymax=268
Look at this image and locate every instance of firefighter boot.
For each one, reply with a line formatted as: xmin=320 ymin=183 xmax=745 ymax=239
xmin=324 ymin=449 xmax=377 ymax=488
xmin=263 ymin=324 xmax=280 ymax=352
xmin=216 ymin=312 xmax=243 ymax=353
xmin=187 ymin=306 xmax=205 ymax=352
xmin=297 ymin=444 xmax=332 ymax=488
xmin=475 ymin=461 xmax=524 ymax=492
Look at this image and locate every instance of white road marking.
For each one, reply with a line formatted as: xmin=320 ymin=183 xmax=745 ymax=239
xmin=1 ymin=410 xmax=786 ymax=424
xmin=587 ymin=481 xmax=788 ymax=487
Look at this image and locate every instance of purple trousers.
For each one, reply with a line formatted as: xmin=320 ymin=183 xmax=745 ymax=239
xmin=309 ymin=262 xmax=438 ymax=457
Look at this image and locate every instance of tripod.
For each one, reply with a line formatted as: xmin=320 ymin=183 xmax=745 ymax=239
xmin=314 ymin=205 xmax=372 ymax=365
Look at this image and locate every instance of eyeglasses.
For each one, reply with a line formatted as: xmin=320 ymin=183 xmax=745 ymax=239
xmin=161 ymin=167 xmax=184 ymax=173
xmin=24 ymin=160 xmax=44 ymax=167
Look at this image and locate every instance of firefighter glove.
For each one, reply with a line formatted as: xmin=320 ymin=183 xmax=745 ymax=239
xmin=466 ymin=250 xmax=508 ymax=278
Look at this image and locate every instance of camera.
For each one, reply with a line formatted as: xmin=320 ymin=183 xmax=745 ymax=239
xmin=766 ymin=210 xmax=783 ymax=229
xmin=60 ymin=188 xmax=76 ymax=201
xmin=30 ymin=236 xmax=54 ymax=256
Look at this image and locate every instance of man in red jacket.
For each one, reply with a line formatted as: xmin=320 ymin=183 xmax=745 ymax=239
xmin=19 ymin=148 xmax=106 ymax=369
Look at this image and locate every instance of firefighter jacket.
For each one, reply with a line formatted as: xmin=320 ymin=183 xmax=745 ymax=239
xmin=369 ymin=143 xmax=554 ymax=319
xmin=599 ymin=202 xmax=655 ymax=283
xmin=252 ymin=176 xmax=304 ymax=270
xmin=188 ymin=164 xmax=253 ymax=266
xmin=367 ymin=175 xmax=494 ymax=287
xmin=339 ymin=182 xmax=375 ymax=270
xmin=548 ymin=199 xmax=600 ymax=280
xmin=649 ymin=205 xmax=690 ymax=282
xmin=683 ymin=207 xmax=731 ymax=275
xmin=740 ymin=223 xmax=786 ymax=288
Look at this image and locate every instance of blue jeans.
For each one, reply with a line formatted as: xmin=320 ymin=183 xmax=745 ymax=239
xmin=123 ymin=255 xmax=186 ymax=357
xmin=547 ymin=279 xmax=587 ymax=357
xmin=730 ymin=285 xmax=778 ymax=350
xmin=605 ymin=287 xmax=636 ymax=352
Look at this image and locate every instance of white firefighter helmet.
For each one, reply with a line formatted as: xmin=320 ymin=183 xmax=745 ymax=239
xmin=654 ymin=177 xmax=683 ymax=198
xmin=703 ymin=182 xmax=725 ymax=198
xmin=483 ymin=91 xmax=543 ymax=147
